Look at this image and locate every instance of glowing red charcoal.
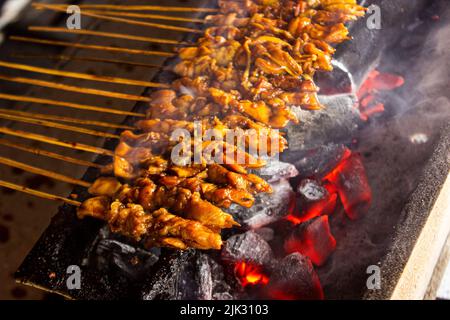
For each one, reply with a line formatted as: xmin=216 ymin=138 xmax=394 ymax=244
xmin=324 ymin=151 xmax=372 ymax=220
xmin=234 ymin=261 xmax=269 ymax=287
xmin=284 ymin=215 xmax=336 ymax=266
xmin=285 ymin=178 xmax=338 ymax=225
xmin=357 ymin=69 xmax=404 ymax=120
xmin=265 ymin=253 xmax=324 ymax=300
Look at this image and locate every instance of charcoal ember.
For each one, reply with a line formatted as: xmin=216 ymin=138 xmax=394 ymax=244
xmin=222 ymin=231 xmax=274 ymax=266
xmin=141 ymin=250 xmax=232 ymax=300
xmin=228 ymin=179 xmax=295 ymax=228
xmin=254 ymin=227 xmax=274 ymax=242
xmin=323 ymin=152 xmax=372 ymax=220
xmin=208 ymin=256 xmax=233 ymax=300
xmin=297 ymin=179 xmax=328 ymax=201
xmin=265 ymin=253 xmax=324 ymax=300
xmin=249 ymin=158 xmax=298 ymax=183
xmin=93 ymin=239 xmax=159 ymax=278
xmin=86 ymin=227 xmax=159 ymax=280
xmin=195 ymin=253 xmax=233 ymax=300
xmin=284 ymin=94 xmax=361 ymax=153
xmin=314 ymin=61 xmax=353 ymax=95
xmin=141 ymin=250 xmax=193 ymax=300
xmin=335 ymin=0 xmax=429 ymax=87
xmin=195 ymin=254 xmax=214 ymax=300
xmin=293 ymin=179 xmax=338 ymax=224
xmin=281 ymin=143 xmax=347 ymax=179
xmin=284 ymin=216 xmax=336 ymax=267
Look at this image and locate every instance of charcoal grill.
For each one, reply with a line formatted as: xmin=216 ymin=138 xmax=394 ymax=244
xmin=0 ymin=0 xmax=448 ymax=300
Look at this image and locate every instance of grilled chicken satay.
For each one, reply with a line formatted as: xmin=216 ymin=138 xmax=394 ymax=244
xmin=88 ymin=176 xmax=241 ymax=230
xmin=136 ymin=115 xmax=288 ymax=155
xmin=172 ymin=0 xmax=365 ymax=122
xmin=77 ymin=0 xmax=365 ymax=251
xmin=113 ymin=126 xmax=269 ymax=179
xmin=77 ymin=196 xmax=222 ymax=250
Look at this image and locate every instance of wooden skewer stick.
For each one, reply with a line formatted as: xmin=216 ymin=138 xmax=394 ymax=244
xmin=0 ymin=108 xmax=134 ymax=130
xmin=0 ymin=138 xmax=103 ymax=169
xmin=11 ymin=54 xmax=162 ymax=69
xmin=0 ymin=93 xmax=145 ymax=117
xmin=28 ymin=26 xmax=185 ymax=45
xmin=84 ymin=10 xmax=205 ymax=23
xmin=10 ymin=36 xmax=175 ymax=58
xmin=31 ymin=3 xmax=218 ymax=13
xmin=0 ymin=112 xmax=120 ymax=139
xmin=0 ymin=156 xmax=91 ymax=187
xmin=0 ymin=74 xmax=151 ymax=102
xmin=0 ymin=179 xmax=81 ymax=206
xmin=34 ymin=4 xmax=203 ymax=34
xmin=0 ymin=127 xmax=114 ymax=156
xmin=0 ymin=60 xmax=170 ymax=88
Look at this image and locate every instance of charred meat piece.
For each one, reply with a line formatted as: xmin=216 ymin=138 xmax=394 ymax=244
xmin=76 ymin=0 xmax=365 ymax=251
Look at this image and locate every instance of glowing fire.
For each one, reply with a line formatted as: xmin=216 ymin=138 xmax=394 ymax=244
xmin=234 ymin=261 xmax=269 ymax=287
xmin=357 ymin=69 xmax=405 ymax=120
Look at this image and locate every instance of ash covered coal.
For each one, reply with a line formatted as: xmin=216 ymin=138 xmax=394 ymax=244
xmin=141 ymin=250 xmax=232 ymax=300
xmin=227 ymin=179 xmax=295 ymax=229
xmin=249 ymin=158 xmax=298 ymax=183
xmin=86 ymin=226 xmax=159 ymax=280
xmin=222 ymin=231 xmax=274 ymax=267
xmin=297 ymin=179 xmax=328 ymax=202
xmin=284 ymin=94 xmax=361 ymax=154
xmin=282 ymin=143 xmax=347 ymax=178
xmin=265 ymin=253 xmax=324 ymax=300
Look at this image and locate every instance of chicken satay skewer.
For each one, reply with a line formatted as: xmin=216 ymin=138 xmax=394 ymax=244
xmin=0 ymin=60 xmax=170 ymax=88
xmin=81 ymin=10 xmax=205 ymax=24
xmin=0 ymin=112 xmax=120 ymax=139
xmin=10 ymin=36 xmax=174 ymax=58
xmin=0 ymin=156 xmax=91 ymax=187
xmin=0 ymin=138 xmax=103 ymax=169
xmin=0 ymin=109 xmax=134 ymax=130
xmin=31 ymin=3 xmax=219 ymax=13
xmin=0 ymin=179 xmax=81 ymax=206
xmin=0 ymin=93 xmax=145 ymax=117
xmin=0 ymin=74 xmax=151 ymax=102
xmin=0 ymin=127 xmax=114 ymax=156
xmin=27 ymin=27 xmax=187 ymax=45
xmin=0 ymin=179 xmax=222 ymax=250
xmin=33 ymin=4 xmax=203 ymax=34
xmin=11 ymin=54 xmax=162 ymax=70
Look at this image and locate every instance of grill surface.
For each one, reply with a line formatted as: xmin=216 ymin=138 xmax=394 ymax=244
xmin=0 ymin=0 xmax=449 ymax=300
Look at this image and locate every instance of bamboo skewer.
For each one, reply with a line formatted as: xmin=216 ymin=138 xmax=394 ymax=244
xmin=33 ymin=4 xmax=203 ymax=34
xmin=0 ymin=74 xmax=151 ymax=102
xmin=0 ymin=109 xmax=133 ymax=130
xmin=0 ymin=60 xmax=170 ymax=88
xmin=11 ymin=54 xmax=162 ymax=69
xmin=31 ymin=3 xmax=219 ymax=13
xmin=28 ymin=26 xmax=185 ymax=45
xmin=83 ymin=10 xmax=205 ymax=23
xmin=0 ymin=127 xmax=114 ymax=156
xmin=0 ymin=156 xmax=91 ymax=188
xmin=0 ymin=138 xmax=103 ymax=169
xmin=0 ymin=112 xmax=120 ymax=139
xmin=0 ymin=93 xmax=145 ymax=117
xmin=10 ymin=36 xmax=175 ymax=58
xmin=0 ymin=179 xmax=81 ymax=206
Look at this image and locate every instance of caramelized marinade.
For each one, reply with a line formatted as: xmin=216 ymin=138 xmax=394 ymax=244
xmin=78 ymin=0 xmax=366 ymax=250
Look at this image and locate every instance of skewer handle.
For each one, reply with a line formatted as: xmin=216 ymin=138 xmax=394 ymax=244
xmin=0 ymin=179 xmax=81 ymax=206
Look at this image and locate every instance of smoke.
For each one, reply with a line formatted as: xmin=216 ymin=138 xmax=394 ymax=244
xmin=416 ymin=22 xmax=450 ymax=101
xmin=0 ymin=0 xmax=30 ymax=43
xmin=395 ymin=18 xmax=450 ymax=141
